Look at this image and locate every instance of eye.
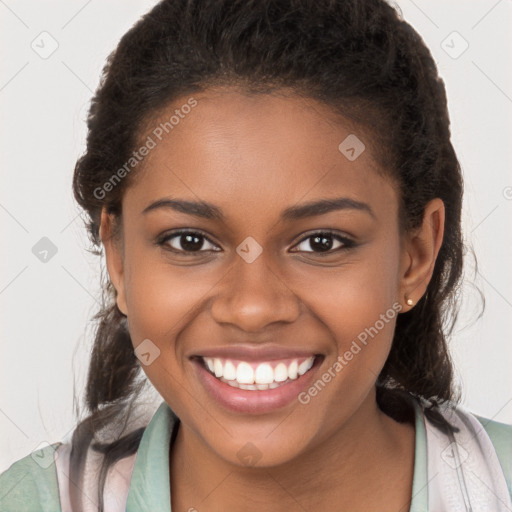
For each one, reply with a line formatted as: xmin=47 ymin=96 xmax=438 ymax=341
xmin=156 ymin=229 xmax=354 ymax=256
xmin=157 ymin=230 xmax=221 ymax=254
xmin=291 ymin=231 xmax=355 ymax=254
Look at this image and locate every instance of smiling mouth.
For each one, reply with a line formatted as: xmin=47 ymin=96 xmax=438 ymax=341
xmin=196 ymin=355 xmax=318 ymax=391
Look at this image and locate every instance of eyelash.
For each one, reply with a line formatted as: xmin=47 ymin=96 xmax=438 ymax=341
xmin=156 ymin=229 xmax=356 ymax=256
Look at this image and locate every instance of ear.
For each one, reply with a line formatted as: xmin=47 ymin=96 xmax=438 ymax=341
xmin=99 ymin=208 xmax=128 ymax=315
xmin=398 ymin=198 xmax=445 ymax=311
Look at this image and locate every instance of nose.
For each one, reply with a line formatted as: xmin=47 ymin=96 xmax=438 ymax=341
xmin=210 ymin=252 xmax=301 ymax=332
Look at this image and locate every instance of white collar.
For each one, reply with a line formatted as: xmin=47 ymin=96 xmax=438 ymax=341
xmin=424 ymin=400 xmax=512 ymax=511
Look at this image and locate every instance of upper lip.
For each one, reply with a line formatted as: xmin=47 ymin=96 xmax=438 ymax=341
xmin=189 ymin=345 xmax=320 ymax=362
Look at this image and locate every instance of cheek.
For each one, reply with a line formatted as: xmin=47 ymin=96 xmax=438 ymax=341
xmin=296 ymin=238 xmax=402 ymax=385
xmin=120 ymin=228 xmax=212 ymax=333
xmin=313 ymin=286 xmax=397 ymax=399
xmin=120 ymin=243 xmax=232 ymax=402
xmin=124 ymin=258 xmax=215 ymax=346
xmin=121 ymin=253 xmax=215 ymax=411
xmin=289 ymin=252 xmax=402 ymax=432
xmin=301 ymin=240 xmax=400 ymax=335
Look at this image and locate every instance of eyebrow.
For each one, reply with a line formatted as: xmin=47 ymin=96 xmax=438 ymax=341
xmin=142 ymin=196 xmax=375 ymax=221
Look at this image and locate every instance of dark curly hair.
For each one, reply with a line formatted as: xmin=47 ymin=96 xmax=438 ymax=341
xmin=69 ymin=0 xmax=466 ymax=509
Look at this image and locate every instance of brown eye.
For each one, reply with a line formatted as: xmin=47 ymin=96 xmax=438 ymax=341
xmin=292 ymin=231 xmax=355 ymax=254
xmin=158 ymin=230 xmax=221 ymax=253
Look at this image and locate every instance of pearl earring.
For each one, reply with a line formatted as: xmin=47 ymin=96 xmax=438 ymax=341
xmin=406 ymin=298 xmax=414 ymax=306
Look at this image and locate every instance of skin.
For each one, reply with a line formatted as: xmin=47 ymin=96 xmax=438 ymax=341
xmin=100 ymin=87 xmax=444 ymax=511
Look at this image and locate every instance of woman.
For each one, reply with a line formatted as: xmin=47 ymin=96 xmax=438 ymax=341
xmin=1 ymin=0 xmax=511 ymax=510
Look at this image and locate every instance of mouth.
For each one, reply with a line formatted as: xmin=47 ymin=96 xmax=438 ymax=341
xmin=199 ymin=355 xmax=316 ymax=390
xmin=190 ymin=350 xmax=323 ymax=414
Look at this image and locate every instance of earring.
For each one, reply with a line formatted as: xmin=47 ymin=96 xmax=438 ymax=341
xmin=406 ymin=298 xmax=414 ymax=306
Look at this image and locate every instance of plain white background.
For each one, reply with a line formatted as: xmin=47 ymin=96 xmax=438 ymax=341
xmin=1 ymin=0 xmax=511 ymax=472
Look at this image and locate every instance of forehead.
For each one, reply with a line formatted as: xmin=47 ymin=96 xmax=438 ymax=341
xmin=124 ymin=88 xmax=398 ymax=226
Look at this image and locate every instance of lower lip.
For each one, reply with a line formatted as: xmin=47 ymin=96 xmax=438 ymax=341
xmin=193 ymin=357 xmax=321 ymax=414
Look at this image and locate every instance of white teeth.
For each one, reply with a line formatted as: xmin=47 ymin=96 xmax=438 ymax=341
xmin=239 ymin=383 xmax=259 ymax=390
xmin=223 ymin=360 xmax=236 ymax=380
xmin=213 ymin=358 xmax=223 ymax=377
xmin=236 ymin=362 xmax=254 ymax=384
xmin=288 ymin=360 xmax=298 ymax=380
xmin=254 ymin=363 xmax=274 ymax=384
xmin=274 ymin=363 xmax=288 ymax=382
xmin=298 ymin=357 xmax=314 ymax=376
xmin=202 ymin=355 xmax=316 ymax=389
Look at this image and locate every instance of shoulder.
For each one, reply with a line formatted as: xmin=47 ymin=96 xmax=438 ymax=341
xmin=473 ymin=413 xmax=512 ymax=493
xmin=0 ymin=443 xmax=62 ymax=512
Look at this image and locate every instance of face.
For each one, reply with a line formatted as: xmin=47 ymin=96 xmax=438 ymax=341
xmin=102 ymin=87 xmax=443 ymax=468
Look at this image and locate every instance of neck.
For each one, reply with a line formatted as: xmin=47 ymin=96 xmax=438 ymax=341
xmin=170 ymin=389 xmax=415 ymax=512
